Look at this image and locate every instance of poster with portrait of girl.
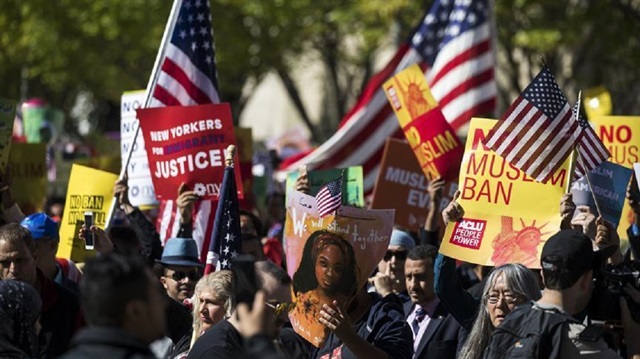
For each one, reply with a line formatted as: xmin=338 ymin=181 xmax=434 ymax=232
xmin=284 ymin=190 xmax=394 ymax=347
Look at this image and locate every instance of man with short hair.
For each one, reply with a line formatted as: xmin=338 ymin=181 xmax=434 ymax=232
xmin=187 ymin=260 xmax=293 ymax=359
xmin=157 ymin=237 xmax=204 ymax=303
xmin=0 ymin=223 xmax=82 ymax=358
xmin=59 ymin=253 xmax=167 ymax=359
xmin=484 ymin=228 xmax=640 ymax=359
xmin=404 ymin=245 xmax=466 ymax=359
xmin=20 ymin=212 xmax=80 ymax=292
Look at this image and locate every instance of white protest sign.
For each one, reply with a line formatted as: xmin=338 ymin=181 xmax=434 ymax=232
xmin=121 ymin=90 xmax=158 ymax=207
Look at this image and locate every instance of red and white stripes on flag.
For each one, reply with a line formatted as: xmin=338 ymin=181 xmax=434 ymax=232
xmin=484 ymin=66 xmax=579 ymax=183
xmin=316 ymin=175 xmax=343 ymax=217
xmin=148 ymin=0 xmax=221 ymax=255
xmin=573 ymin=100 xmax=611 ymax=180
xmin=279 ymin=0 xmax=496 ymax=194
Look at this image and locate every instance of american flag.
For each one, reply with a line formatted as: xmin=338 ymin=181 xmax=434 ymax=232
xmin=484 ymin=66 xmax=579 ymax=183
xmin=280 ymin=0 xmax=495 ymax=194
xmin=205 ymin=166 xmax=241 ymax=273
xmin=149 ymin=0 xmax=220 ymax=256
xmin=316 ymin=175 xmax=343 ymax=217
xmin=572 ymin=97 xmax=611 ymax=180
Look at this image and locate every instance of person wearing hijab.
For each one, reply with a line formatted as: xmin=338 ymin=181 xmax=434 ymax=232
xmin=0 ymin=280 xmax=42 ymax=359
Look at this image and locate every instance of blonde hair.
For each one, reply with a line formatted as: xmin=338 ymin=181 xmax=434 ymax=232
xmin=189 ymin=270 xmax=234 ymax=349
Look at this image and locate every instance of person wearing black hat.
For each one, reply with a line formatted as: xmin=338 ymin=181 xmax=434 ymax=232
xmin=483 ymin=225 xmax=640 ymax=359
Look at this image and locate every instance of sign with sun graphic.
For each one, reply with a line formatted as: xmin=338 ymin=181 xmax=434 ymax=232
xmin=440 ymin=118 xmax=571 ymax=268
xmin=382 ymin=64 xmax=463 ymax=181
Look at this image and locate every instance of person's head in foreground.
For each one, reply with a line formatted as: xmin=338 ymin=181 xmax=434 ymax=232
xmin=81 ymin=253 xmax=168 ymax=345
xmin=0 ymin=280 xmax=42 ymax=358
xmin=458 ymin=262 xmax=541 ymax=359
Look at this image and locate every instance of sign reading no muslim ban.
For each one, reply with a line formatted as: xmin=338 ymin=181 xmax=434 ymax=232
xmin=440 ymin=118 xmax=570 ymax=269
xmin=136 ymin=103 xmax=243 ymax=200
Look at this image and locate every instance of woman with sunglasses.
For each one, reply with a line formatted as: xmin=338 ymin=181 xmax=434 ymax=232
xmin=436 ymin=192 xmax=541 ymax=359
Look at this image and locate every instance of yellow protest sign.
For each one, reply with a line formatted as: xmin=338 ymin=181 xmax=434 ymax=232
xmin=57 ymin=164 xmax=119 ymax=262
xmin=440 ymin=118 xmax=570 ymax=268
xmin=8 ymin=143 xmax=47 ymax=214
xmin=0 ymin=98 xmax=16 ymax=170
xmin=591 ymin=116 xmax=640 ymax=239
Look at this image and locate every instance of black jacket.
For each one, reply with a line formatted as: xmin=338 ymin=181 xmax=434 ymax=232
xmin=403 ymin=301 xmax=467 ymax=359
xmin=57 ymin=327 xmax=156 ymax=359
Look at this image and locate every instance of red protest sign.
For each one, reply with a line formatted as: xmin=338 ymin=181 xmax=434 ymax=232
xmin=136 ymin=103 xmax=243 ymax=200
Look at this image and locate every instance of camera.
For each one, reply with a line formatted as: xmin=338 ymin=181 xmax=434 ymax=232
xmin=589 ymin=257 xmax=640 ymax=323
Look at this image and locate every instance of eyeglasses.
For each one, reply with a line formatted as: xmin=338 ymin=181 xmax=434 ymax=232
xmin=484 ymin=291 xmax=524 ymax=305
xmin=265 ymin=301 xmax=296 ymax=315
xmin=167 ymin=270 xmax=201 ymax=282
xmin=383 ymin=250 xmax=408 ymax=262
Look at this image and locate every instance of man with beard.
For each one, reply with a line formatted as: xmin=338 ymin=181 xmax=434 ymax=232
xmin=157 ymin=237 xmax=203 ymax=303
xmin=404 ymin=245 xmax=466 ymax=359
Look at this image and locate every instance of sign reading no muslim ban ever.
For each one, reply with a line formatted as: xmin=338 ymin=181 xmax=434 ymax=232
xmin=120 ymin=90 xmax=158 ymax=207
xmin=371 ymin=138 xmax=457 ymax=232
xmin=571 ymin=161 xmax=632 ymax=227
xmin=440 ymin=118 xmax=570 ymax=269
xmin=57 ymin=164 xmax=119 ymax=262
xmin=136 ymin=103 xmax=243 ymax=200
xmin=382 ymin=64 xmax=464 ymax=181
xmin=589 ymin=116 xmax=639 ymax=240
xmin=284 ymin=190 xmax=394 ymax=347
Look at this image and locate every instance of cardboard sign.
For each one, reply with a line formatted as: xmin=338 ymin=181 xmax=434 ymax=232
xmin=285 ymin=190 xmax=394 ymax=347
xmin=440 ymin=118 xmax=570 ymax=268
xmin=136 ymin=103 xmax=243 ymax=200
xmin=0 ymin=98 xmax=15 ymax=170
xmin=121 ymin=90 xmax=158 ymax=207
xmin=286 ymin=166 xmax=365 ymax=208
xmin=571 ymin=161 xmax=632 ymax=227
xmin=371 ymin=138 xmax=457 ymax=231
xmin=57 ymin=164 xmax=119 ymax=262
xmin=383 ymin=64 xmax=464 ymax=181
xmin=8 ymin=143 xmax=47 ymax=214
xmin=591 ymin=116 xmax=640 ymax=239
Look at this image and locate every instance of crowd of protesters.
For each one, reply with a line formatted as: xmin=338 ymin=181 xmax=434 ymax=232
xmin=0 ymin=164 xmax=640 ymax=359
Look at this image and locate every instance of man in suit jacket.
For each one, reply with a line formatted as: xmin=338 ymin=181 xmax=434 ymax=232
xmin=404 ymin=245 xmax=466 ymax=359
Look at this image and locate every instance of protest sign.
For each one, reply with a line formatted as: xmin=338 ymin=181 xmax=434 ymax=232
xmin=0 ymin=98 xmax=15 ymax=170
xmin=371 ymin=138 xmax=457 ymax=232
xmin=235 ymin=127 xmax=254 ymax=210
xmin=286 ymin=166 xmax=364 ymax=208
xmin=136 ymin=103 xmax=243 ymax=200
xmin=57 ymin=164 xmax=119 ymax=262
xmin=591 ymin=116 xmax=639 ymax=239
xmin=8 ymin=143 xmax=47 ymax=214
xmin=440 ymin=118 xmax=570 ymax=268
xmin=635 ymin=163 xmax=640 ymax=192
xmin=285 ymin=190 xmax=394 ymax=347
xmin=382 ymin=64 xmax=464 ymax=181
xmin=121 ymin=90 xmax=158 ymax=207
xmin=571 ymin=161 xmax=632 ymax=227
xmin=21 ymin=103 xmax=64 ymax=143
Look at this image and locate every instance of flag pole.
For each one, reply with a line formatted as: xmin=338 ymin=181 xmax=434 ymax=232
xmin=105 ymin=0 xmax=183 ymax=229
xmin=565 ymin=147 xmax=578 ymax=194
xmin=574 ymin=91 xmax=603 ymax=217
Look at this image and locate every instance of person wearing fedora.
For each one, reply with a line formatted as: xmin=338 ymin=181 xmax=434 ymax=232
xmin=157 ymin=237 xmax=204 ymax=304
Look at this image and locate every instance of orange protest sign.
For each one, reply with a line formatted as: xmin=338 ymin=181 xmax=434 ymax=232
xmin=383 ymin=64 xmax=463 ymax=181
xmin=371 ymin=138 xmax=457 ymax=231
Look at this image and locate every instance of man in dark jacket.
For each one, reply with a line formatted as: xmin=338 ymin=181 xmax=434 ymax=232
xmin=59 ymin=253 xmax=167 ymax=359
xmin=404 ymin=245 xmax=466 ymax=359
xmin=0 ymin=223 xmax=82 ymax=358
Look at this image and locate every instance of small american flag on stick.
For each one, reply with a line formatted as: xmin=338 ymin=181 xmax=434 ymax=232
xmin=316 ymin=172 xmax=344 ymax=217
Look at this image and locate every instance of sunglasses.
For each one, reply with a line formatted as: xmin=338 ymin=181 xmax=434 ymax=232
xmin=265 ymin=301 xmax=296 ymax=315
xmin=383 ymin=250 xmax=408 ymax=262
xmin=167 ymin=270 xmax=202 ymax=282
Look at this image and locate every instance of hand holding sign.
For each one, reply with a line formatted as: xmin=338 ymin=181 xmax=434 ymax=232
xmin=571 ymin=206 xmax=596 ymax=240
xmin=595 ymin=217 xmax=621 ymax=264
xmin=295 ymin=166 xmax=311 ymax=195
xmin=559 ymin=194 xmax=576 ymax=230
xmin=319 ymin=301 xmax=352 ymax=342
xmin=442 ymin=191 xmax=464 ymax=227
xmin=177 ymin=182 xmax=197 ymax=224
xmin=113 ymin=177 xmax=134 ymax=214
